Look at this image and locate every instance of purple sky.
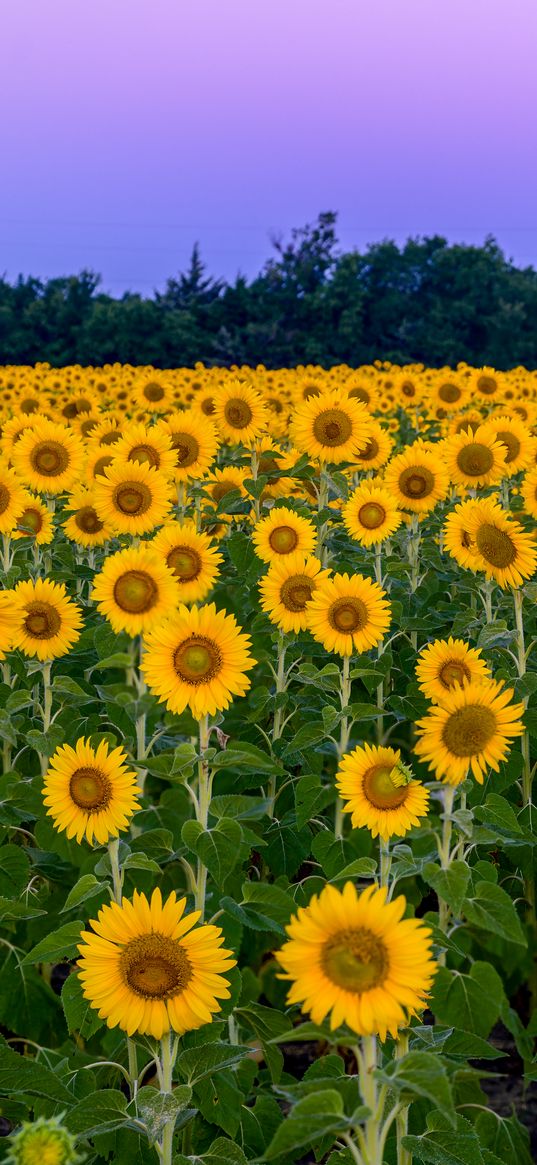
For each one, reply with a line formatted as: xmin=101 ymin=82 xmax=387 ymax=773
xmin=1 ymin=0 xmax=536 ymax=293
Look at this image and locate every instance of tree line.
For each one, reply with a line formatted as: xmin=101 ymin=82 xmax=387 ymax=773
xmin=1 ymin=213 xmax=537 ymax=368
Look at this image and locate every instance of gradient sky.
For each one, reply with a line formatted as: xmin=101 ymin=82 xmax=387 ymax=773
xmin=1 ymin=0 xmax=536 ymax=294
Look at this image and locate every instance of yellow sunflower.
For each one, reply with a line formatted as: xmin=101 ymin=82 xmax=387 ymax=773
xmin=343 ymin=480 xmax=403 ymax=546
xmin=12 ymin=418 xmax=83 ymax=494
xmin=43 ymin=737 xmax=140 ymax=845
xmin=305 ymin=572 xmax=391 ymax=657
xmin=383 ymin=445 xmax=449 ymax=514
xmin=203 ymin=466 xmax=248 ymax=509
xmin=472 ymin=367 xmax=503 ymax=400
xmin=259 ymin=553 xmax=331 ymax=634
xmin=441 ymin=425 xmax=507 ymax=489
xmin=150 ymin=521 xmax=223 ymax=604
xmin=85 ymin=446 xmax=117 ymax=484
xmin=292 ymin=389 xmax=371 ymax=465
xmin=0 ymin=589 xmax=17 ymax=659
xmin=0 ymin=413 xmax=38 ymax=462
xmin=63 ymin=485 xmax=112 ymax=547
xmin=430 ymin=372 xmax=468 ymax=412
xmin=85 ymin=415 xmax=122 ymax=450
xmin=11 ymin=578 xmax=83 ymax=660
xmin=521 ymin=466 xmax=537 ymax=520
xmin=348 ymin=419 xmax=394 ymax=471
xmin=93 ymin=460 xmax=174 ymax=536
xmin=11 ymin=493 xmax=54 ymax=545
xmin=212 ymin=380 xmax=267 ymax=446
xmin=141 ymin=602 xmax=255 ymax=718
xmin=276 ymin=882 xmax=436 ymax=1039
xmin=416 ymin=637 xmax=490 ymax=703
xmin=135 ymin=372 xmax=173 ymax=414
xmin=336 ymin=744 xmax=429 ymax=841
xmin=414 ymin=679 xmax=525 ymax=785
xmin=0 ymin=463 xmax=30 ymax=533
xmin=442 ymin=500 xmax=483 ymax=571
xmin=464 ymin=499 xmax=537 ymax=588
xmin=252 ymin=505 xmax=317 ymax=563
xmin=78 ymin=888 xmax=235 ymax=1038
xmin=92 ymin=545 xmax=179 ymax=636
xmin=478 ymin=414 xmax=535 ymax=476
xmin=112 ymin=421 xmax=178 ymax=478
xmin=155 ymin=413 xmax=219 ymax=483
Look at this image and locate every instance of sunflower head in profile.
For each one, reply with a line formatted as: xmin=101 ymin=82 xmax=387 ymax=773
xmin=212 ymin=380 xmax=268 ymax=446
xmin=150 ymin=521 xmax=223 ymax=604
xmin=112 ymin=420 xmax=178 ymax=478
xmin=416 ymin=637 xmax=490 ymax=703
xmin=305 ymin=571 xmax=391 ymax=657
xmin=276 ymin=882 xmax=436 ymax=1039
xmin=63 ymin=485 xmax=112 ymax=547
xmin=11 ymin=493 xmax=54 ymax=545
xmin=92 ymin=545 xmax=179 ymax=636
xmin=11 ymin=578 xmax=83 ymax=661
xmin=441 ymin=425 xmax=507 ymax=489
xmin=253 ymin=505 xmax=317 ymax=563
xmin=11 ymin=418 xmax=84 ymax=495
xmin=155 ymin=413 xmax=219 ymax=483
xmin=93 ymin=460 xmax=174 ymax=536
xmin=383 ymin=445 xmax=449 ymax=514
xmin=343 ymin=479 xmax=403 ymax=547
xmin=141 ymin=602 xmax=255 ymax=719
xmin=291 ymin=388 xmax=371 ymax=465
xmin=414 ymin=678 xmax=525 ymax=785
xmin=43 ymin=737 xmax=140 ymax=845
xmin=5 ymin=1115 xmax=83 ymax=1165
xmin=78 ymin=888 xmax=236 ymax=1039
xmin=259 ymin=552 xmax=331 ymax=634
xmin=337 ymin=743 xmax=429 ymax=841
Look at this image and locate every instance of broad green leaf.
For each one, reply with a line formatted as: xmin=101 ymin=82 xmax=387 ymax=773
xmin=474 ymin=793 xmax=523 ymax=836
xmin=475 ymin=1109 xmax=533 ymax=1165
xmin=295 ymin=774 xmax=333 ymax=829
xmin=64 ymin=1089 xmax=129 ymax=1136
xmin=175 ymin=1137 xmax=248 ymax=1165
xmin=423 ymin=861 xmax=470 ymax=916
xmin=376 ymin=1050 xmax=456 ymax=1125
xmin=0 ymin=844 xmax=30 ymax=896
xmin=60 ymin=873 xmax=107 ymax=913
xmin=182 ymin=818 xmax=243 ymax=886
xmin=212 ymin=741 xmax=283 ymax=774
xmin=176 ymin=1041 xmax=250 ymax=1085
xmin=134 ymin=1085 xmax=193 ymax=1143
xmin=0 ymin=1039 xmax=73 ymax=1102
xmin=23 ymin=920 xmax=85 ymax=965
xmin=431 ymin=963 xmax=505 ymax=1038
xmin=462 ymin=881 xmax=527 ymax=946
xmin=265 ymin=821 xmax=311 ymax=877
xmin=62 ymin=972 xmax=104 ymax=1039
xmin=0 ymin=897 xmax=46 ymax=921
xmin=264 ymin=1090 xmax=350 ymax=1159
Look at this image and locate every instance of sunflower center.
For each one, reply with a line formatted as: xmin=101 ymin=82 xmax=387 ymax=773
xmin=363 ymin=764 xmax=408 ymax=809
xmin=438 ymin=382 xmax=461 ymax=403
xmin=113 ymin=570 xmax=158 ymax=613
xmin=259 ymin=454 xmax=279 ymax=474
xmin=321 ymin=927 xmax=389 ymax=992
xmin=100 ymin=430 xmax=121 ymax=446
xmin=477 ymin=375 xmax=496 ymax=395
xmin=0 ymin=484 xmax=10 ymax=514
xmin=16 ymin=1134 xmax=64 ymax=1165
xmin=210 ymin=480 xmax=236 ymax=502
xmin=18 ymin=507 xmax=42 ymax=534
xmin=399 ymin=467 xmax=434 ymax=499
xmin=173 ymin=635 xmax=222 ymax=683
xmin=401 ymin=381 xmax=416 ymax=398
xmin=172 ymin=433 xmax=199 ymax=467
xmin=475 ymin=523 xmax=516 ymax=568
xmin=496 ymin=431 xmax=520 ymax=464
xmin=438 ymin=660 xmax=471 ymax=689
xmin=359 ymin=438 xmax=379 ymax=462
xmin=20 ymin=397 xmax=39 ymax=415
xmin=31 ymin=441 xmax=69 ymax=477
xmin=23 ymin=602 xmax=61 ymax=639
xmin=94 ymin=455 xmax=114 ymax=478
xmin=167 ymin=545 xmax=201 ymax=580
xmin=442 ymin=705 xmax=497 ymax=757
xmin=143 ymin=381 xmax=165 ymax=402
xmin=75 ymin=505 xmax=104 ymax=534
xmin=457 ymin=443 xmax=494 ymax=477
xmin=358 ymin=502 xmax=386 ymax=529
xmin=269 ymin=525 xmax=299 ymax=553
xmin=114 ymin=482 xmax=152 ymax=516
xmin=121 ymin=933 xmax=192 ymax=999
xmin=329 ymin=598 xmax=368 ymax=633
xmin=312 ymin=408 xmax=353 ymax=448
xmin=80 ymin=417 xmax=98 ymax=437
xmin=349 ymin=387 xmax=370 ymax=404
xmin=128 ymin=444 xmax=160 ymax=468
xmin=69 ymin=766 xmax=112 ymax=811
xmin=224 ymin=398 xmax=253 ymax=429
xmin=200 ymin=397 xmax=215 ymax=415
xmin=280 ymin=575 xmax=314 ymax=612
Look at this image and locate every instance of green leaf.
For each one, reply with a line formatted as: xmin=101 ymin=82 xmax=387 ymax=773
xmin=423 ymin=861 xmax=470 ymax=916
xmin=134 ymin=1085 xmax=193 ymax=1144
xmin=60 ymin=873 xmax=106 ymax=913
xmin=474 ymin=1109 xmax=533 ymax=1165
xmin=264 ymin=1090 xmax=350 ymax=1159
xmin=235 ymin=1003 xmax=292 ymax=1083
xmin=474 ymin=794 xmax=523 ymax=836
xmin=175 ymin=1137 xmax=248 ymax=1165
xmin=330 ymin=857 xmax=377 ymax=882
xmin=403 ymin=1112 xmax=487 ymax=1164
xmin=376 ymin=1050 xmax=456 ymax=1125
xmin=176 ymin=1041 xmax=250 ymax=1085
xmin=0 ymin=844 xmax=30 ymax=896
xmin=431 ymin=963 xmax=505 ymax=1038
xmin=462 ymin=881 xmax=527 ymax=946
xmin=265 ymin=821 xmax=311 ymax=877
xmin=284 ymin=723 xmax=327 ymax=754
xmin=23 ymin=920 xmax=85 ymax=965
xmin=0 ymin=1039 xmax=73 ymax=1102
xmin=212 ymin=741 xmax=283 ymax=774
xmin=64 ymin=1089 xmax=129 ymax=1137
xmin=182 ymin=818 xmax=243 ymax=886
xmin=0 ymin=896 xmax=46 ymax=921
xmin=295 ymin=774 xmax=333 ymax=830
xmin=62 ymin=972 xmax=104 ymax=1039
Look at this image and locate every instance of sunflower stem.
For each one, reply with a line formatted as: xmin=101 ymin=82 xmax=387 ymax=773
xmin=194 ymin=715 xmax=212 ymax=919
xmin=250 ymin=448 xmax=260 ymax=521
xmin=395 ymin=1030 xmax=411 ymax=1165
xmin=317 ymin=468 xmax=330 ymax=564
xmin=379 ymin=838 xmax=392 ymax=889
xmin=38 ymin=661 xmax=53 ymax=775
xmin=127 ymin=1036 xmax=138 ymax=1103
xmin=1 ymin=534 xmax=13 ymax=573
xmin=407 ymin=516 xmax=421 ymax=651
xmin=513 ymin=587 xmax=532 ymax=804
xmin=359 ymin=1035 xmax=382 ymax=1165
xmin=437 ymin=786 xmax=455 ymax=964
xmin=374 ymin=542 xmax=383 ymax=588
xmin=268 ymin=632 xmax=287 ymax=817
xmin=159 ymin=1030 xmax=179 ymax=1165
xmin=335 ymin=654 xmax=352 ymax=839
xmin=108 ymin=837 xmax=123 ymax=904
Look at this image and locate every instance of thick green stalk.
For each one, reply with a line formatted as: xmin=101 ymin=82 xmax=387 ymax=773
xmin=195 ymin=716 xmax=212 ymax=918
xmin=159 ymin=1031 xmax=179 ymax=1165
xmin=268 ymin=633 xmax=287 ymax=817
xmin=334 ymin=654 xmax=352 ymax=838
xmin=513 ymin=588 xmax=531 ymax=804
xmin=395 ymin=1030 xmax=410 ymax=1165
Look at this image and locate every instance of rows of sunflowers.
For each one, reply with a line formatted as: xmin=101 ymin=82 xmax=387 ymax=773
xmin=0 ymin=361 xmax=536 ymax=1165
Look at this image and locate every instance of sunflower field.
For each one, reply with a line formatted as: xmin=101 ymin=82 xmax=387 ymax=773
xmin=1 ymin=361 xmax=537 ymax=1165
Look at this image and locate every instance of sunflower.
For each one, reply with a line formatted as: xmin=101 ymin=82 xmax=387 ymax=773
xmin=85 ymin=446 xmax=117 ymax=484
xmin=203 ymin=466 xmax=248 ymax=509
xmin=43 ymin=737 xmax=140 ymax=845
xmin=253 ymin=505 xmax=317 ymax=563
xmin=5 ymin=1116 xmax=82 ymax=1165
xmin=11 ymin=493 xmax=54 ymax=545
xmin=141 ymin=602 xmax=255 ymax=718
xmin=0 ymin=589 xmax=17 ymax=659
xmin=430 ymin=372 xmax=468 ymax=412
xmin=383 ymin=445 xmax=449 ymax=514
xmin=343 ymin=480 xmax=403 ymax=546
xmin=92 ymin=545 xmax=178 ymax=636
xmin=155 ymin=413 xmax=219 ymax=482
xmin=472 ymin=367 xmax=503 ymax=400
xmin=150 ymin=521 xmax=223 ymax=604
xmin=478 ymin=414 xmax=535 ymax=476
xmin=212 ymin=380 xmax=267 ymax=446
xmin=441 ymin=425 xmax=507 ymax=489
xmin=415 ymin=679 xmax=525 ymax=785
xmin=305 ymin=572 xmax=391 ymax=657
xmin=276 ymin=882 xmax=436 ymax=1039
xmin=292 ymin=389 xmax=371 ymax=465
xmin=416 ymin=637 xmax=490 ymax=703
xmin=63 ymin=485 xmax=112 ymax=547
xmin=12 ymin=418 xmax=83 ymax=494
xmin=86 ymin=415 xmax=122 ymax=449
xmin=259 ymin=553 xmax=331 ymax=634
xmin=78 ymin=887 xmax=235 ymax=1038
xmin=442 ymin=499 xmax=483 ymax=570
xmin=464 ymin=498 xmax=537 ymax=588
xmin=93 ymin=460 xmax=173 ymax=536
xmin=112 ymin=420 xmax=178 ymax=477
xmin=135 ymin=372 xmax=173 ymax=414
xmin=0 ymin=413 xmax=38 ymax=462
xmin=521 ymin=467 xmax=537 ymax=520
xmin=348 ymin=419 xmax=394 ymax=471
xmin=394 ymin=374 xmax=423 ymax=406
xmin=336 ymin=744 xmax=429 ymax=841
xmin=0 ymin=463 xmax=30 ymax=533
xmin=11 ymin=578 xmax=83 ymax=660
